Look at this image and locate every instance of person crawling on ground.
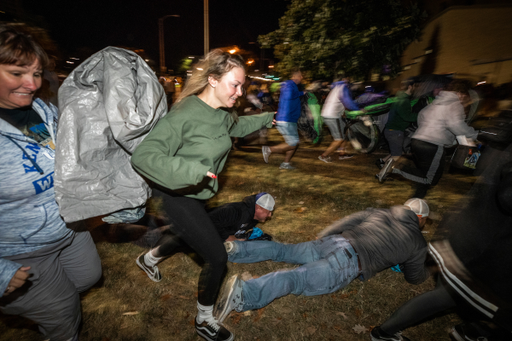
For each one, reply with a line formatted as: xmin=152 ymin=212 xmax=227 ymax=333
xmin=215 ymin=199 xmax=431 ymax=323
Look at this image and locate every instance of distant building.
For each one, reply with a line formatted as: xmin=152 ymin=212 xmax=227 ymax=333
xmin=396 ymin=3 xmax=512 ymax=86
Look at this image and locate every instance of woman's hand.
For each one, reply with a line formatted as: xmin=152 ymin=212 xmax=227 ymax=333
xmin=206 ymin=171 xmax=217 ymax=179
xmin=272 ymin=118 xmax=277 ymax=126
xmin=4 ymin=266 xmax=31 ymax=296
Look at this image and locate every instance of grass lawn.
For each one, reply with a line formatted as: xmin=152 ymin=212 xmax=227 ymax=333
xmin=0 ymin=127 xmax=477 ymax=341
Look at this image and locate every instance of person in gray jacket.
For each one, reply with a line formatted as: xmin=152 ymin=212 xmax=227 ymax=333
xmin=377 ymin=80 xmax=478 ymax=198
xmin=0 ymin=26 xmax=101 ymax=341
xmin=215 ymin=199 xmax=430 ymax=322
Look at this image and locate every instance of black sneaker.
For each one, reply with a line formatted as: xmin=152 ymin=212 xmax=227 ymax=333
xmin=195 ymin=316 xmax=234 ymax=341
xmin=135 ymin=253 xmax=162 ymax=282
xmin=449 ymin=324 xmax=489 ymax=341
xmin=371 ymin=326 xmax=410 ymax=341
xmin=376 ymin=158 xmax=385 ymax=169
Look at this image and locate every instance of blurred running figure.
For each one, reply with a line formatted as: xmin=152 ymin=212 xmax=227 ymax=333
xmin=371 ymin=143 xmax=512 ymax=341
xmin=216 ymin=199 xmax=430 ymax=322
xmin=379 ymin=78 xmax=417 ymax=165
xmin=377 ymin=80 xmax=478 ymax=198
xmin=318 ymin=78 xmax=361 ymax=163
xmin=262 ymin=69 xmax=304 ymax=170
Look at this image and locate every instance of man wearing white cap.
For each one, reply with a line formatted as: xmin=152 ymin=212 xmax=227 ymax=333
xmin=216 ymin=199 xmax=430 ymax=322
xmin=210 ymin=192 xmax=275 ymax=242
xmin=136 ymin=193 xmax=275 ymax=282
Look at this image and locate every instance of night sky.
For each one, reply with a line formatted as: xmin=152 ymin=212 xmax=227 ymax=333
xmin=22 ymin=0 xmax=289 ymax=71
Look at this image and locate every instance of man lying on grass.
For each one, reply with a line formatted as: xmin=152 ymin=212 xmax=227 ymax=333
xmin=136 ymin=193 xmax=275 ymax=282
xmin=215 ymin=199 xmax=431 ymax=325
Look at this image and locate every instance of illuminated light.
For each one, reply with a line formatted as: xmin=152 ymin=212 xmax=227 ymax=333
xmin=196 ymin=68 xmax=203 ymax=71
xmin=249 ymin=76 xmax=274 ymax=82
xmin=145 ymin=59 xmax=149 ymax=62
xmin=268 ymin=65 xmax=274 ymax=69
xmin=188 ymin=56 xmax=195 ymax=59
xmin=283 ymin=42 xmax=289 ymax=45
xmin=477 ymin=81 xmax=487 ymax=85
xmin=66 ymin=61 xmax=74 ymax=64
xmin=246 ymin=59 xmax=254 ymax=65
xmin=229 ymin=49 xmax=237 ymax=54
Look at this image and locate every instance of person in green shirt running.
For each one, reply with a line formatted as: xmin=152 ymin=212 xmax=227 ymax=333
xmin=131 ymin=50 xmax=275 ymax=341
xmin=380 ymin=78 xmax=417 ymax=166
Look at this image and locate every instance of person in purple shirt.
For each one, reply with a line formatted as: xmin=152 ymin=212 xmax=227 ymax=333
xmin=262 ymin=69 xmax=304 ymax=170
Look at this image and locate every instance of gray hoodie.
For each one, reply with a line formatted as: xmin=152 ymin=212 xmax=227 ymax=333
xmin=0 ymin=99 xmax=71 ymax=295
xmin=412 ymin=90 xmax=478 ymax=147
xmin=318 ymin=206 xmax=429 ymax=285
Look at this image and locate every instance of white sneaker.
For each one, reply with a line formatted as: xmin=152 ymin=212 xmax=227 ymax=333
xmin=215 ymin=275 xmax=244 ymax=323
xmin=279 ymin=162 xmax=296 ymax=170
xmin=224 ymin=241 xmax=237 ymax=255
xmin=339 ymin=155 xmax=354 ymax=160
xmin=318 ymin=155 xmax=332 ymax=163
xmin=262 ymin=146 xmax=271 ymax=163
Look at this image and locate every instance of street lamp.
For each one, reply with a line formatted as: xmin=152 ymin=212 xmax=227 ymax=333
xmin=158 ymin=14 xmax=180 ymax=75
xmin=204 ymin=0 xmax=209 ymax=56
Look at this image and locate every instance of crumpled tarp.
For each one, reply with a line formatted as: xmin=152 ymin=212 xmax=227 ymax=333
xmin=54 ymin=46 xmax=168 ymax=223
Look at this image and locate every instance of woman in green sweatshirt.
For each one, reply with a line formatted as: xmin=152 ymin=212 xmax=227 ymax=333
xmin=131 ymin=50 xmax=274 ymax=341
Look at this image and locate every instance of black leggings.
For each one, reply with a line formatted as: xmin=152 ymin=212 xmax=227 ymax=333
xmin=393 ymin=139 xmax=446 ymax=198
xmin=152 ymin=188 xmax=227 ymax=306
xmin=380 ymin=276 xmax=457 ymax=335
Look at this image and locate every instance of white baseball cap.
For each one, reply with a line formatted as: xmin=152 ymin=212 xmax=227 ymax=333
xmin=255 ymin=192 xmax=275 ymax=211
xmin=404 ymin=198 xmax=429 ymax=218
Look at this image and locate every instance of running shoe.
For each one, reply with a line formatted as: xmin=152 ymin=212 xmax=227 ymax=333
xmin=318 ymin=155 xmax=332 ymax=163
xmin=195 ymin=316 xmax=234 ymax=341
xmin=216 ymin=275 xmax=244 ymax=323
xmin=262 ymin=146 xmax=271 ymax=163
xmin=376 ymin=159 xmax=395 ymax=183
xmin=279 ymin=162 xmax=296 ymax=170
xmin=135 ymin=253 xmax=162 ymax=282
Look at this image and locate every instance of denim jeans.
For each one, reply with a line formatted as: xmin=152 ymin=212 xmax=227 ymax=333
xmin=227 ymin=235 xmax=360 ymax=311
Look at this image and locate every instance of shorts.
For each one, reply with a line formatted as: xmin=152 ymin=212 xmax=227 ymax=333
xmin=276 ymin=121 xmax=299 ymax=147
xmin=323 ymin=117 xmax=346 ymax=141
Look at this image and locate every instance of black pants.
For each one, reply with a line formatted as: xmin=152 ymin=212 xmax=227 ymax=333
xmin=380 ymin=276 xmax=457 ymax=334
xmin=393 ymin=139 xmax=445 ymax=198
xmin=152 ymin=188 xmax=227 ymax=306
xmin=380 ymin=275 xmax=512 ymax=339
